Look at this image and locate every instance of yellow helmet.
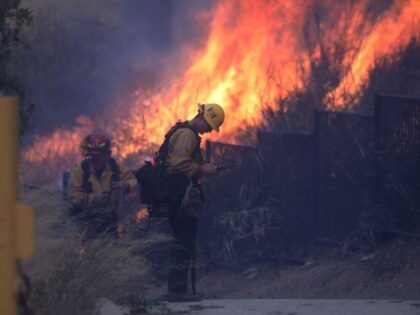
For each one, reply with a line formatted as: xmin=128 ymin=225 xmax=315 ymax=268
xmin=198 ymin=103 xmax=225 ymax=132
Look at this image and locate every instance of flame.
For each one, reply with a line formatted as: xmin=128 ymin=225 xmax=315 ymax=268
xmin=22 ymin=0 xmax=420 ymax=182
xmin=135 ymin=208 xmax=149 ymax=224
xmin=325 ymin=0 xmax=420 ymax=107
xmin=24 ymin=115 xmax=93 ymax=162
xmin=107 ymin=0 xmax=314 ymax=160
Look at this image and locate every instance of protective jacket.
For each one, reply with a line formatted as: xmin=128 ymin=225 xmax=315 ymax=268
xmin=68 ymin=158 xmax=137 ymax=216
xmin=165 ymin=125 xmax=204 ymax=178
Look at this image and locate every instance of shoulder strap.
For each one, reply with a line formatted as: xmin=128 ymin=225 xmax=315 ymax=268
xmin=156 ymin=121 xmax=201 ymax=166
xmin=81 ymin=159 xmax=93 ymax=193
xmin=108 ymin=157 xmax=120 ymax=182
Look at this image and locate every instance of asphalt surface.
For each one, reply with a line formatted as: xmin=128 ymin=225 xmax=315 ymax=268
xmin=147 ymin=299 xmax=420 ymax=315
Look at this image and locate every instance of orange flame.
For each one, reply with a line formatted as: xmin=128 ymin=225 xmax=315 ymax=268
xmin=325 ymin=0 xmax=420 ymax=107
xmin=135 ymin=208 xmax=149 ymax=224
xmin=22 ymin=0 xmax=420 ymax=182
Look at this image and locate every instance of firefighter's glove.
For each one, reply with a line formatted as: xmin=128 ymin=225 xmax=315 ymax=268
xmin=201 ymin=163 xmax=218 ymax=177
xmin=181 ymin=184 xmax=201 ymax=209
xmin=90 ymin=191 xmax=109 ymax=207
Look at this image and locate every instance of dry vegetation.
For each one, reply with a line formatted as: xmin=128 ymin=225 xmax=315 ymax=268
xmin=18 ymin=184 xmax=420 ymax=313
xmin=264 ymin=25 xmax=420 ymax=135
xmin=19 ymin=185 xmax=167 ymax=315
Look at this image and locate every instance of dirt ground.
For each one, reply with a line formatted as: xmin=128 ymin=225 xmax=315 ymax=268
xmin=22 ymin=185 xmax=420 ymax=312
xmin=195 ymin=242 xmax=420 ymax=300
xmin=143 ymin=232 xmax=420 ymax=301
xmin=143 ymin=243 xmax=420 ymax=301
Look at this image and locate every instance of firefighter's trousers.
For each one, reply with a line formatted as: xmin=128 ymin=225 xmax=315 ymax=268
xmin=168 ymin=209 xmax=197 ymax=293
xmin=167 ymin=174 xmax=199 ymax=293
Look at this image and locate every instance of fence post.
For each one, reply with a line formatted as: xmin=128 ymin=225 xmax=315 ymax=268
xmin=205 ymin=140 xmax=212 ymax=163
xmin=312 ymin=110 xmax=321 ymax=239
xmin=373 ymin=94 xmax=382 ymax=214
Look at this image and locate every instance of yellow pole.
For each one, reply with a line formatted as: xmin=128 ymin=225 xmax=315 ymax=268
xmin=0 ymin=96 xmax=19 ymax=315
xmin=0 ymin=96 xmax=34 ymax=315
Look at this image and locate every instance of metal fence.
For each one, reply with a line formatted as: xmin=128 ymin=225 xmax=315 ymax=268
xmin=313 ymin=111 xmax=374 ymax=240
xmin=205 ymin=140 xmax=257 ymax=167
xmin=204 ymin=140 xmax=259 ymax=211
xmin=200 ymin=140 xmax=260 ymax=264
xmin=257 ymin=131 xmax=313 ymax=243
xmin=374 ymin=94 xmax=420 ymax=236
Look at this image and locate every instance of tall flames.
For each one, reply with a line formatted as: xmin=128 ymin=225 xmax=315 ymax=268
xmin=23 ymin=0 xmax=420 ymax=182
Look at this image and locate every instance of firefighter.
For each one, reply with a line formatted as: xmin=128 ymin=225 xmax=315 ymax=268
xmin=164 ymin=103 xmax=225 ymax=302
xmin=68 ymin=133 xmax=137 ymax=242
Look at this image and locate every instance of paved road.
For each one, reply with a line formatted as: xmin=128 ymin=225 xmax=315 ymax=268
xmin=147 ymin=299 xmax=420 ymax=315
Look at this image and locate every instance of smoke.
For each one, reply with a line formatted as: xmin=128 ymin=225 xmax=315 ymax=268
xmin=19 ymin=0 xmax=215 ymax=136
xmin=19 ymin=0 xmax=406 ymax=136
xmin=20 ymin=0 xmax=420 ymax=184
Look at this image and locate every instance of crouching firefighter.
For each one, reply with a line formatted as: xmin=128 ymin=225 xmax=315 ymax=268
xmin=68 ymin=133 xmax=138 ymax=242
xmin=136 ymin=103 xmax=225 ymax=302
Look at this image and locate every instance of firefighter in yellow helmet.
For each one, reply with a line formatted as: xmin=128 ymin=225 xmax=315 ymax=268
xmin=198 ymin=103 xmax=225 ymax=132
xmin=162 ymin=103 xmax=225 ymax=302
xmin=68 ymin=133 xmax=137 ymax=241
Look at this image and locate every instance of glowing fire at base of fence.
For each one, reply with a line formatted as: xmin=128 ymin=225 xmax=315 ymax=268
xmin=135 ymin=208 xmax=149 ymax=224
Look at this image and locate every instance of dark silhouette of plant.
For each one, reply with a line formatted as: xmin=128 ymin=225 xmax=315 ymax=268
xmin=0 ymin=0 xmax=33 ymax=136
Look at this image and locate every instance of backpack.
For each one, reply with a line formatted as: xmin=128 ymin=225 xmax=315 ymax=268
xmin=135 ymin=122 xmax=201 ymax=210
